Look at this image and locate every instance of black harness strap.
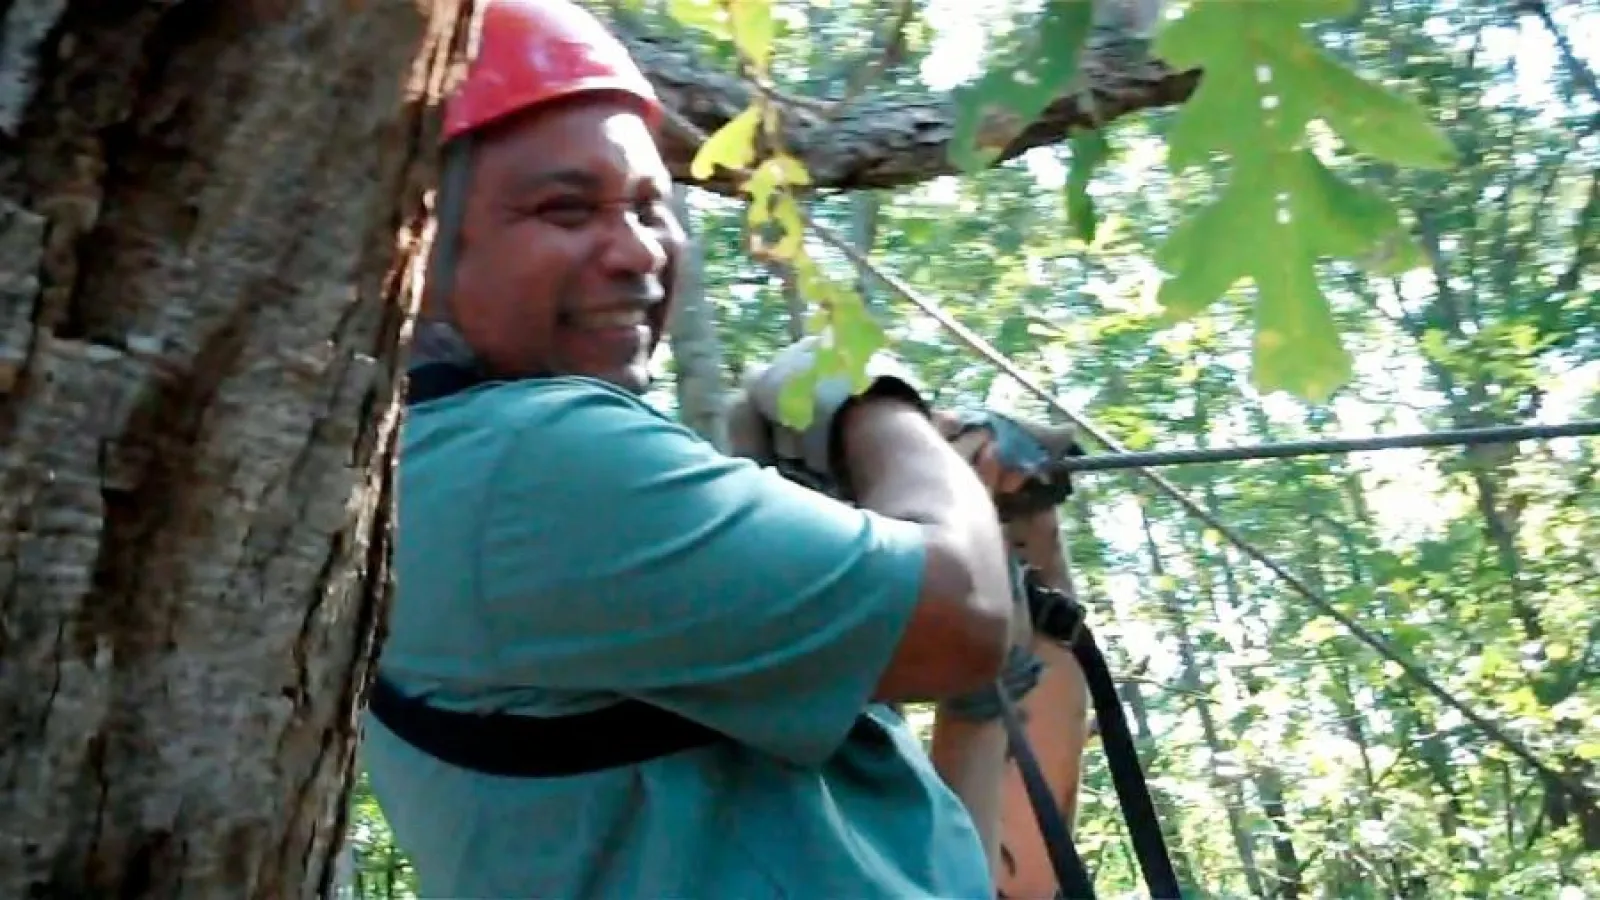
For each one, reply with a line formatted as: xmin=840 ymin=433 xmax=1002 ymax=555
xmin=367 ymin=676 xmax=726 ymax=778
xmin=1073 ymin=627 xmax=1182 ymax=898
xmin=1018 ymin=571 xmax=1184 ymax=899
xmin=367 ymin=362 xmax=730 ymax=777
xmin=997 ymin=687 xmax=1096 ymax=899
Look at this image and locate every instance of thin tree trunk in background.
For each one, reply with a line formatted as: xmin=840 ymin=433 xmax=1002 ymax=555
xmin=1186 ymin=526 xmax=1268 ymax=899
xmin=666 ymin=185 xmax=727 ymax=448
xmin=0 ymin=2 xmax=469 ymax=896
xmin=851 ymin=192 xmax=881 ymax=311
xmin=1197 ymin=489 xmax=1305 ymax=899
xmin=1253 ymin=768 xmax=1305 ymax=899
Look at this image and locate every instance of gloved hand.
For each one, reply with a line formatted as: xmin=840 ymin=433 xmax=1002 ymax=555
xmin=944 ymin=421 xmax=1033 ymax=499
xmin=939 ymin=409 xmax=1085 ymax=520
xmin=736 ymin=335 xmax=930 ymax=484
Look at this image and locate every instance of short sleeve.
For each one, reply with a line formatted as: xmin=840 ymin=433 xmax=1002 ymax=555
xmin=475 ymin=378 xmax=927 ymax=767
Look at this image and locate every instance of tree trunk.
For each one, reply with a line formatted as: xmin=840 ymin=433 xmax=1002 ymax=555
xmin=0 ymin=2 xmax=469 ymax=896
xmin=1253 ymin=768 xmax=1305 ymax=899
xmin=1196 ymin=492 xmax=1306 ymax=899
xmin=1184 ymin=526 xmax=1268 ymax=899
xmin=850 ymin=192 xmax=882 ymax=311
xmin=665 ymin=185 xmax=727 ymax=448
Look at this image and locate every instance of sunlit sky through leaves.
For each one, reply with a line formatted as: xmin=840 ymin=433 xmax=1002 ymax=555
xmin=903 ymin=0 xmax=1600 ymax=570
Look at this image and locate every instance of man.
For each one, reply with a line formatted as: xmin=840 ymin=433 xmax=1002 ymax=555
xmin=362 ymin=1 xmax=1043 ymax=897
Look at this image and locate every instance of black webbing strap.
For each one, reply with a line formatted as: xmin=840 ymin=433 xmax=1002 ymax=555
xmin=997 ymin=687 xmax=1096 ymax=899
xmin=1015 ymin=568 xmax=1183 ymax=900
xmin=367 ymin=676 xmax=727 ymax=778
xmin=1068 ymin=626 xmax=1183 ymax=899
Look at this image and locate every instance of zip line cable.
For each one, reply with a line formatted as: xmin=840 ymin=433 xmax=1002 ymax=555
xmin=654 ymin=108 xmax=1597 ymax=810
xmin=1053 ymin=420 xmax=1600 ymax=473
xmin=800 ymin=216 xmax=1599 ymax=810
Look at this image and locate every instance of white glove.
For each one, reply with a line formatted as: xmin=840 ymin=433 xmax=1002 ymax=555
xmin=740 ymin=335 xmax=929 ymax=483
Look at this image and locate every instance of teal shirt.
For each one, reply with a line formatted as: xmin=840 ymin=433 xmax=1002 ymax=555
xmin=361 ymin=375 xmax=993 ymax=899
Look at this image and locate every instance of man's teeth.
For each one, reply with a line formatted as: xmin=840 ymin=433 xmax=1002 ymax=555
xmin=576 ymin=310 xmax=647 ymax=328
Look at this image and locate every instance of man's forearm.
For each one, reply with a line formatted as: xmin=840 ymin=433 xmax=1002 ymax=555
xmin=838 ymin=395 xmax=1032 ymax=871
xmin=930 ymin=595 xmax=1035 ymax=876
xmin=840 ymin=399 xmax=1014 ymax=604
xmin=843 ymin=401 xmax=1001 ymax=528
xmin=931 ymin=713 xmax=1010 ymax=873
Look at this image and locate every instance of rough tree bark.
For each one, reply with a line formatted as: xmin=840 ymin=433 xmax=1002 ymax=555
xmin=0 ymin=2 xmax=472 ymax=897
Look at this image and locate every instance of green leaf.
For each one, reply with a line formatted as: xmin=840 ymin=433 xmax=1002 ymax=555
xmin=1157 ymin=153 xmax=1354 ymax=401
xmin=1478 ymin=645 xmax=1510 ymax=679
xmin=1154 ymin=184 xmax=1256 ymax=321
xmin=1149 ymin=0 xmax=1454 ymax=401
xmin=1065 ymin=129 xmax=1111 ymax=242
xmin=1286 ymin=149 xmax=1425 ymax=273
xmin=1152 ymin=0 xmax=1235 ymax=70
xmin=1300 ymin=616 xmax=1342 ymax=645
xmin=667 ymin=0 xmax=732 ymax=41
xmin=1163 ymin=58 xmax=1249 ymax=172
xmin=1249 ymin=171 xmax=1353 ymax=402
xmin=770 ymin=193 xmax=805 ymax=260
xmin=741 ymin=153 xmax=809 ymax=229
xmin=949 ymin=0 xmax=1095 ymax=173
xmin=831 ymin=292 xmax=887 ymax=389
xmin=743 ymin=165 xmax=779 ymax=227
xmin=689 ymin=105 xmax=761 ymax=180
xmin=1302 ymin=46 xmax=1458 ymax=169
xmin=1161 ymin=1 xmax=1454 ymax=172
xmin=776 ymin=363 xmax=818 ymax=431
xmin=767 ymin=152 xmax=811 ymax=185
xmin=1575 ymin=742 xmax=1600 ymax=762
xmin=1390 ymin=623 xmax=1430 ymax=653
xmin=729 ymin=0 xmax=775 ymax=71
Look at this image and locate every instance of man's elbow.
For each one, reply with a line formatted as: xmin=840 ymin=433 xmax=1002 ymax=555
xmin=877 ymin=530 xmax=1014 ymax=703
xmin=921 ymin=535 xmax=1013 ymax=693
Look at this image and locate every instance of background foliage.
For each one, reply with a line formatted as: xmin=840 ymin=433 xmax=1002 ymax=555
xmin=343 ymin=1 xmax=1599 ymax=896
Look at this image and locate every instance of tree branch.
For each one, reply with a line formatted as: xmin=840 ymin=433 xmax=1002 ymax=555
xmin=616 ymin=23 xmax=1200 ymax=195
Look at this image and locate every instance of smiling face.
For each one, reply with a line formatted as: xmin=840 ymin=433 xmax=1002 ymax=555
xmin=447 ymin=95 xmax=683 ymax=394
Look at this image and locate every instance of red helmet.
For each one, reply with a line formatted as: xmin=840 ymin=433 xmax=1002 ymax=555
xmin=442 ymin=0 xmax=661 ymax=145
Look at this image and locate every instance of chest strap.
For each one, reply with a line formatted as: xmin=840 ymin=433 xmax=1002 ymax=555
xmin=367 ymin=677 xmax=726 ymax=777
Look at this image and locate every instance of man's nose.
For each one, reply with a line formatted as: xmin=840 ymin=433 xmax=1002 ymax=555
xmin=599 ymin=209 xmax=668 ymax=276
